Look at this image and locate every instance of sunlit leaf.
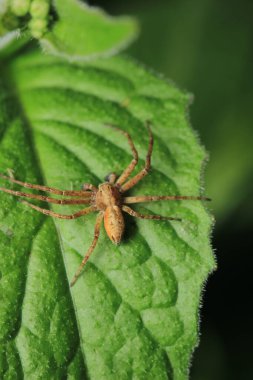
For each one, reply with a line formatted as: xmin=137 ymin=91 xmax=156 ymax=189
xmin=0 ymin=48 xmax=214 ymax=379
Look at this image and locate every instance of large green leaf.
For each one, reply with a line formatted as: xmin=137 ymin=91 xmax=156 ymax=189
xmin=0 ymin=49 xmax=214 ymax=379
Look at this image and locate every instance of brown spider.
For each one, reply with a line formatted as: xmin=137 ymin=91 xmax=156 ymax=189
xmin=0 ymin=124 xmax=210 ymax=286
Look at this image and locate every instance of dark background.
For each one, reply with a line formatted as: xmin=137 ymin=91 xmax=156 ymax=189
xmin=89 ymin=1 xmax=253 ymax=378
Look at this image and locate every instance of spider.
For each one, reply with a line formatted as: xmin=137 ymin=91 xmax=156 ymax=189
xmin=0 ymin=124 xmax=210 ymax=286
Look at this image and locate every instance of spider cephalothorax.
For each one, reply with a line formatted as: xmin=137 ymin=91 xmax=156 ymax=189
xmin=0 ymin=124 xmax=210 ymax=286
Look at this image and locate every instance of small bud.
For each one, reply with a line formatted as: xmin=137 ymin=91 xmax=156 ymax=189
xmin=30 ymin=0 xmax=50 ymax=19
xmin=30 ymin=28 xmax=43 ymax=38
xmin=11 ymin=0 xmax=31 ymax=17
xmin=29 ymin=17 xmax=47 ymax=38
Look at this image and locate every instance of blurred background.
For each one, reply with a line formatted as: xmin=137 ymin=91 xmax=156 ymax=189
xmin=88 ymin=1 xmax=253 ymax=378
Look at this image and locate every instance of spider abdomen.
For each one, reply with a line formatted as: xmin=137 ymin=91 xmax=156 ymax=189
xmin=104 ymin=206 xmax=125 ymax=245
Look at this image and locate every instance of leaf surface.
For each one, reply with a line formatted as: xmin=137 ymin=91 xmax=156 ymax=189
xmin=0 ymin=49 xmax=214 ymax=379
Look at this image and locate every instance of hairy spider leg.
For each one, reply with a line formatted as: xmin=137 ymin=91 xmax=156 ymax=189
xmin=123 ymin=195 xmax=211 ymax=204
xmin=20 ymin=201 xmax=97 ymax=219
xmin=120 ymin=123 xmax=153 ymax=193
xmin=122 ymin=205 xmax=182 ymax=221
xmin=0 ymin=187 xmax=92 ymax=204
xmin=105 ymin=125 xmax=139 ymax=187
xmin=0 ymin=173 xmax=91 ymax=196
xmin=70 ymin=212 xmax=104 ymax=287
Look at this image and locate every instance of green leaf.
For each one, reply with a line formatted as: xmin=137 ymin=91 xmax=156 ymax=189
xmin=0 ymin=48 xmax=214 ymax=379
xmin=41 ymin=0 xmax=139 ymax=60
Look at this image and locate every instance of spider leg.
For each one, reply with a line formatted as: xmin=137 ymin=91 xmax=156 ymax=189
xmin=70 ymin=212 xmax=104 ymax=287
xmin=0 ymin=173 xmax=90 ymax=196
xmin=20 ymin=201 xmax=97 ymax=219
xmin=0 ymin=187 xmax=92 ymax=205
xmin=120 ymin=122 xmax=153 ymax=193
xmin=124 ymin=195 xmax=211 ymax=204
xmin=105 ymin=125 xmax=138 ymax=187
xmin=122 ymin=205 xmax=182 ymax=222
